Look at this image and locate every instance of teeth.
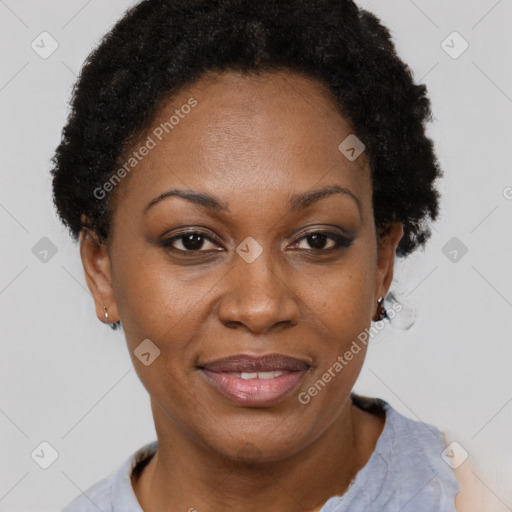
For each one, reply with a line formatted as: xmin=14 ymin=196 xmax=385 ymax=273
xmin=257 ymin=371 xmax=282 ymax=380
xmin=240 ymin=372 xmax=258 ymax=380
xmin=239 ymin=371 xmax=288 ymax=380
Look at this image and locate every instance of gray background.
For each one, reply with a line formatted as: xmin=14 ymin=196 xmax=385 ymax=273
xmin=1 ymin=0 xmax=511 ymax=510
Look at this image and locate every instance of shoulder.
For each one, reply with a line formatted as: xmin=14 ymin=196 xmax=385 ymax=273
xmin=349 ymin=394 xmax=460 ymax=511
xmin=60 ymin=472 xmax=115 ymax=512
xmin=384 ymin=402 xmax=459 ymax=508
xmin=60 ymin=441 xmax=158 ymax=512
xmin=353 ymin=393 xmax=456 ymax=476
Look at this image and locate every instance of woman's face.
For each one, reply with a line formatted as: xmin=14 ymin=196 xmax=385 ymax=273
xmin=81 ymin=70 xmax=402 ymax=462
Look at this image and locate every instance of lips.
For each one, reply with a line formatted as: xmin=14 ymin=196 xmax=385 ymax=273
xmin=199 ymin=354 xmax=310 ymax=407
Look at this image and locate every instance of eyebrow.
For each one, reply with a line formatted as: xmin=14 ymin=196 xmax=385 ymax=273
xmin=143 ymin=185 xmax=361 ymax=215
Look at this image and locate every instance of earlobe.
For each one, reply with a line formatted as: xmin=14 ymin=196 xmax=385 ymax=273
xmin=79 ymin=229 xmax=120 ymax=325
xmin=374 ymin=222 xmax=403 ymax=304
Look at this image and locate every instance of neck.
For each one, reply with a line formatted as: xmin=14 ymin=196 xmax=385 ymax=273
xmin=133 ymin=398 xmax=380 ymax=512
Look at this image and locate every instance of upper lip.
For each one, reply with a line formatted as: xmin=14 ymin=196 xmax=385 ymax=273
xmin=199 ymin=354 xmax=311 ymax=373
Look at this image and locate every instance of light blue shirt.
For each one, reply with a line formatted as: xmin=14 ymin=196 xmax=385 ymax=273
xmin=61 ymin=395 xmax=459 ymax=511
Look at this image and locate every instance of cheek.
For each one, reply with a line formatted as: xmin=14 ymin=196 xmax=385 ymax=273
xmin=305 ymin=253 xmax=376 ymax=334
xmin=294 ymin=267 xmax=375 ymax=422
xmin=110 ymin=248 xmax=194 ymax=348
xmin=112 ymin=256 xmax=203 ymax=413
xmin=306 ymin=281 xmax=372 ymax=381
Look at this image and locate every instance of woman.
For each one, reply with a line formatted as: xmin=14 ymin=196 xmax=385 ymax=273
xmin=52 ymin=0 xmax=468 ymax=510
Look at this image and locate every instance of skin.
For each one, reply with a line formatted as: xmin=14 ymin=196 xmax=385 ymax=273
xmin=80 ymin=70 xmax=403 ymax=512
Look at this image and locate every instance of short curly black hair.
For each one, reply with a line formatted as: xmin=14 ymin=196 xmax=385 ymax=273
xmin=51 ymin=0 xmax=441 ymax=258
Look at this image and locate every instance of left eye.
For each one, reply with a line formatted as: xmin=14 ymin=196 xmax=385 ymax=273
xmin=290 ymin=231 xmax=353 ymax=251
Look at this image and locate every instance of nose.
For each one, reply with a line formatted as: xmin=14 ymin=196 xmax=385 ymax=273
xmin=216 ymin=247 xmax=300 ymax=334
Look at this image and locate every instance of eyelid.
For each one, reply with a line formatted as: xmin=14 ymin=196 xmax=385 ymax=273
xmin=291 ymin=224 xmax=353 ymax=240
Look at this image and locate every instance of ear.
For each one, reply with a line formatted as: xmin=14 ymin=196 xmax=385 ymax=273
xmin=79 ymin=228 xmax=119 ymax=325
xmin=374 ymin=222 xmax=403 ymax=303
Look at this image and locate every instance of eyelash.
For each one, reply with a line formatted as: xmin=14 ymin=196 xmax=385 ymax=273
xmin=159 ymin=229 xmax=354 ymax=254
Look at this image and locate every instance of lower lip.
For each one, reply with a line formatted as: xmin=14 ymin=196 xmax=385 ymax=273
xmin=201 ymin=369 xmax=308 ymax=407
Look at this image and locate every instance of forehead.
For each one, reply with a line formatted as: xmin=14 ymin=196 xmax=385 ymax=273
xmin=111 ymin=70 xmax=371 ymax=219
